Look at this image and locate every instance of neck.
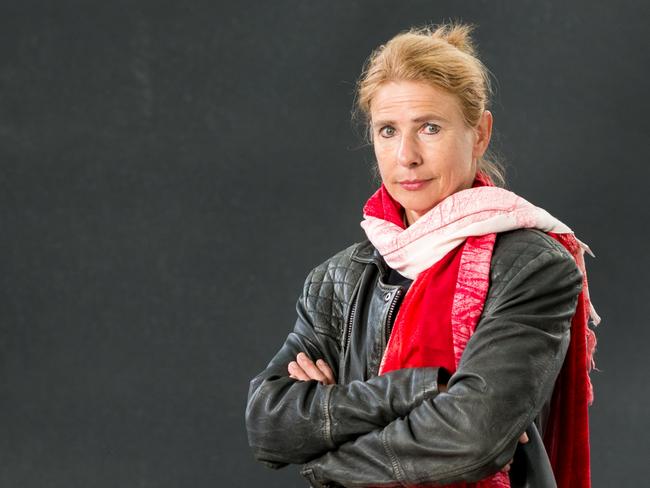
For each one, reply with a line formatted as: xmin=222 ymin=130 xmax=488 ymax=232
xmin=404 ymin=209 xmax=418 ymax=227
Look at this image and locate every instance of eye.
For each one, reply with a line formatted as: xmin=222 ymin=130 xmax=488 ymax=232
xmin=379 ymin=126 xmax=396 ymax=138
xmin=422 ymin=123 xmax=440 ymax=134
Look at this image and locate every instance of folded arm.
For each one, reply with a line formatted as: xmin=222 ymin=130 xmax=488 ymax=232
xmin=245 ymin=267 xmax=445 ymax=467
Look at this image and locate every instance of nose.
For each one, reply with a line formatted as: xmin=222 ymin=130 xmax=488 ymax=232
xmin=396 ymin=134 xmax=422 ymax=168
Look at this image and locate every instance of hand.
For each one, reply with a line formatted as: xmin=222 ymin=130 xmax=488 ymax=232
xmin=288 ymin=352 xmax=336 ymax=385
xmin=501 ymin=432 xmax=529 ymax=473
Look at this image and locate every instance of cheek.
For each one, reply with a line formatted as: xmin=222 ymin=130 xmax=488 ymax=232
xmin=373 ymin=143 xmax=393 ymax=177
xmin=440 ymin=138 xmax=474 ymax=172
xmin=457 ymin=130 xmax=478 ymax=163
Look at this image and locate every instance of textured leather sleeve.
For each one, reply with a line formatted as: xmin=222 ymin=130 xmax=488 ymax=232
xmin=245 ymin=247 xmax=442 ymax=468
xmin=300 ymin=230 xmax=583 ymax=487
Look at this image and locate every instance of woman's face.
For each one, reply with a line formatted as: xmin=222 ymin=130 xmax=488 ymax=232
xmin=370 ymin=80 xmax=492 ymax=225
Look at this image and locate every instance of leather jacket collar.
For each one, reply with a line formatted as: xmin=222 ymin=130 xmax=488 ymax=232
xmin=350 ymin=239 xmax=385 ymax=270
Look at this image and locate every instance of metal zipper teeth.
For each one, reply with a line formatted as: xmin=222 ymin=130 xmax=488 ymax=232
xmin=384 ymin=288 xmax=403 ymax=344
xmin=344 ymin=298 xmax=357 ymax=353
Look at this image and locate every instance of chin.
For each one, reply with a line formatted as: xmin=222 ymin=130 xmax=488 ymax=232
xmin=401 ymin=196 xmax=440 ymax=213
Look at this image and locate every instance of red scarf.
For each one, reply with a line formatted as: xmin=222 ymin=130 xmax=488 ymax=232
xmin=365 ymin=175 xmax=595 ymax=487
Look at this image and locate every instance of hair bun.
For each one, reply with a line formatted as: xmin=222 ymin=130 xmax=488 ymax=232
xmin=432 ymin=22 xmax=477 ymax=56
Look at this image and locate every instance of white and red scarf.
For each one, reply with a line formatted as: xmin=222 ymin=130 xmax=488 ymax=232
xmin=361 ymin=173 xmax=598 ymax=488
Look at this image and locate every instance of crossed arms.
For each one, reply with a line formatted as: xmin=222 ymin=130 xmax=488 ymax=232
xmin=245 ymin=238 xmax=582 ymax=487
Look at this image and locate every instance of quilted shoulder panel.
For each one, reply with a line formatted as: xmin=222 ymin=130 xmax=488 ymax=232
xmin=488 ymin=228 xmax=581 ymax=304
xmin=301 ymin=242 xmax=368 ymax=338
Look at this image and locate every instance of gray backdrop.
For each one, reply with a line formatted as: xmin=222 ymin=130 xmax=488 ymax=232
xmin=1 ymin=1 xmax=648 ymax=487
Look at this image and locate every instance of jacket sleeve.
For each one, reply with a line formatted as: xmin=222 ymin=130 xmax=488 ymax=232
xmin=300 ymin=231 xmax=584 ymax=487
xmin=245 ymin=263 xmax=444 ymax=468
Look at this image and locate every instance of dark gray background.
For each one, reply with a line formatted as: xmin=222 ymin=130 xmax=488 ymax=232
xmin=1 ymin=1 xmax=648 ymax=487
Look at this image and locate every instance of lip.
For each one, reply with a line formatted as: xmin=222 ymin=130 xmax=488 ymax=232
xmin=398 ymin=178 xmax=433 ymax=191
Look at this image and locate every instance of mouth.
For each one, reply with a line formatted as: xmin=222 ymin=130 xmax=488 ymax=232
xmin=398 ymin=178 xmax=433 ymax=191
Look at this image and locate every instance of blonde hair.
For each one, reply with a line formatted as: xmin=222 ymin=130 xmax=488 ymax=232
xmin=354 ymin=22 xmax=505 ymax=186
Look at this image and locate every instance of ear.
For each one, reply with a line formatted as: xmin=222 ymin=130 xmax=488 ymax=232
xmin=472 ymin=110 xmax=493 ymax=159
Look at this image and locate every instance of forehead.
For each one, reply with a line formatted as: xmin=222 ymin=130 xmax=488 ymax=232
xmin=370 ymin=80 xmax=463 ymax=123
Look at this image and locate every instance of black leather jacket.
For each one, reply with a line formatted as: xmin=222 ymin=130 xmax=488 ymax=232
xmin=246 ymin=229 xmax=583 ymax=487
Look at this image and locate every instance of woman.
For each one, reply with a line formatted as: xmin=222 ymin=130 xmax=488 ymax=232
xmin=245 ymin=23 xmax=598 ymax=488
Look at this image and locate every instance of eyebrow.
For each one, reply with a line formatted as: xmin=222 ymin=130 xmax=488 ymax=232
xmin=372 ymin=114 xmax=450 ymax=128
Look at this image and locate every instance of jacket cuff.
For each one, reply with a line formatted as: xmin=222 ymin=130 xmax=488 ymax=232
xmin=327 ymin=367 xmax=441 ymax=446
xmin=417 ymin=366 xmax=442 ymax=405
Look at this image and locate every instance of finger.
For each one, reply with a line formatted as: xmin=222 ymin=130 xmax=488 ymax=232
xmin=296 ymin=352 xmax=327 ymax=382
xmin=501 ymin=459 xmax=513 ymax=473
xmin=288 ymin=361 xmax=311 ymax=381
xmin=316 ymin=359 xmax=335 ymax=384
xmin=519 ymin=432 xmax=529 ymax=444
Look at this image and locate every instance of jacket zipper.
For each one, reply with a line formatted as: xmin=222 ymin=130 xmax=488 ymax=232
xmin=384 ymin=287 xmax=403 ymax=345
xmin=344 ymin=298 xmax=357 ymax=353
